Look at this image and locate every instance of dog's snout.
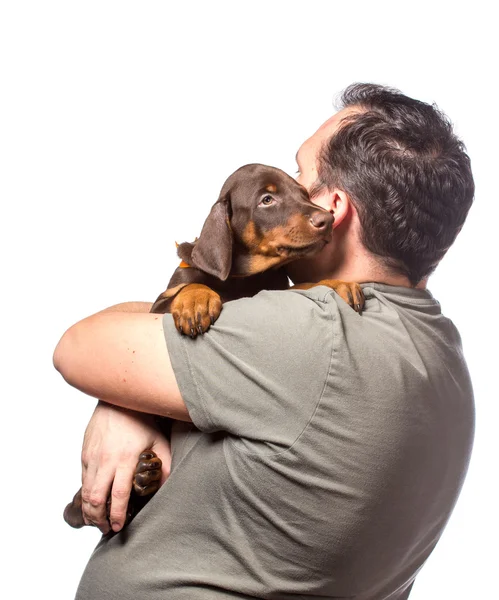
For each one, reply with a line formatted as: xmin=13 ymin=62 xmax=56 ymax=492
xmin=310 ymin=210 xmax=333 ymax=230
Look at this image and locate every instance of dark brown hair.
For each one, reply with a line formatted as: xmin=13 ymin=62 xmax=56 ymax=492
xmin=311 ymin=83 xmax=475 ymax=285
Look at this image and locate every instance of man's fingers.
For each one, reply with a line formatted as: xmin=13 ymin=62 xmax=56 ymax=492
xmin=81 ymin=464 xmax=115 ymax=535
xmin=108 ymin=466 xmax=135 ymax=532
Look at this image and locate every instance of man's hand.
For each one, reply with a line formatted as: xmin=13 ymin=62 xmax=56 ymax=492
xmin=80 ymin=401 xmax=171 ymax=534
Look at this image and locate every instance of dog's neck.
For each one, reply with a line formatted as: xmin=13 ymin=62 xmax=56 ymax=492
xmin=230 ymin=251 xmax=284 ymax=278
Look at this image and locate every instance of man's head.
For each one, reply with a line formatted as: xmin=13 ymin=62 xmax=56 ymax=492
xmin=293 ymin=83 xmax=475 ymax=286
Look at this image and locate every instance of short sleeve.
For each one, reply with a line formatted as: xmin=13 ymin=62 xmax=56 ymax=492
xmin=163 ymin=288 xmax=335 ymax=448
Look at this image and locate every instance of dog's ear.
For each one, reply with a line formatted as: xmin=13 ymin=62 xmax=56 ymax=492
xmin=188 ymin=195 xmax=233 ymax=281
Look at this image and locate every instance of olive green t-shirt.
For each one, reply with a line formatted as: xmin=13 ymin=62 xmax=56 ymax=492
xmin=75 ymin=284 xmax=474 ymax=600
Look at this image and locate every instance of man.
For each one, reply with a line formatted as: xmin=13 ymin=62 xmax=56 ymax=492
xmin=54 ymin=83 xmax=475 ymax=599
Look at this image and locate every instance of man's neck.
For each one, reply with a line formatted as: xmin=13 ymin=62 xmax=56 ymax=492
xmin=286 ymin=242 xmax=426 ymax=289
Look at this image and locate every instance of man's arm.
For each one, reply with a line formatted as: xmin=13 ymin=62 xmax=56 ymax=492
xmin=53 ymin=302 xmax=191 ymax=422
xmin=96 ymin=301 xmax=155 ymax=314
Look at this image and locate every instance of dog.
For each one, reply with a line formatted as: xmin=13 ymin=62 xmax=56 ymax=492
xmin=64 ymin=163 xmax=364 ymax=529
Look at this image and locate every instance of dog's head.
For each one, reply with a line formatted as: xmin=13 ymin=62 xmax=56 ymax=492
xmin=178 ymin=164 xmax=333 ymax=281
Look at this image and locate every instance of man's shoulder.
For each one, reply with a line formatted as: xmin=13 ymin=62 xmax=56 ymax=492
xmin=227 ymin=284 xmax=344 ymax=310
xmin=220 ymin=285 xmax=340 ymax=327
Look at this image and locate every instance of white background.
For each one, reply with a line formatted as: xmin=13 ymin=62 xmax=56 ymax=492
xmin=1 ymin=2 xmax=497 ymax=598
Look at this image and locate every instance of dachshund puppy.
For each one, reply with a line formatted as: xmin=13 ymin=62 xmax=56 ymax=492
xmin=151 ymin=163 xmax=364 ymax=335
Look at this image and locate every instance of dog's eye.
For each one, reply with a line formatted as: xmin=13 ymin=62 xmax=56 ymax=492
xmin=260 ymin=195 xmax=274 ymax=206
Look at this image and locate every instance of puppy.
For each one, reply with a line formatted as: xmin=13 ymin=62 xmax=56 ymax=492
xmin=151 ymin=163 xmax=363 ymax=335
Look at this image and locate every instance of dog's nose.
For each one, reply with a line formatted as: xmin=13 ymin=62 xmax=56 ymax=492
xmin=310 ymin=210 xmax=334 ymax=230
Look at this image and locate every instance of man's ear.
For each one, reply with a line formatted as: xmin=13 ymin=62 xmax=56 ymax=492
xmin=328 ymin=188 xmax=351 ymax=229
xmin=189 ymin=195 xmax=233 ymax=281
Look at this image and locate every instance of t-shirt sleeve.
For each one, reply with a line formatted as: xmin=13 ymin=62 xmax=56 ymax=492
xmin=163 ymin=288 xmax=335 ymax=447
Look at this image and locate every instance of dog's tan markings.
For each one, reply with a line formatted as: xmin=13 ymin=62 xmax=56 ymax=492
xmin=242 ymin=221 xmax=290 ymax=256
xmin=292 ymin=279 xmax=365 ymax=313
xmin=245 ymin=215 xmax=327 ymax=257
xmin=237 ymin=222 xmax=279 ymax=274
xmin=265 ymin=184 xmax=277 ymax=193
xmin=261 ymin=214 xmax=317 ymax=252
xmin=247 ymin=254 xmax=283 ymax=273
xmin=238 ymin=214 xmax=330 ymax=275
xmin=241 ymin=221 xmax=262 ymax=250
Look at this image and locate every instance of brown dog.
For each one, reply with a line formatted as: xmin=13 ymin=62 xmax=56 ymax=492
xmin=64 ymin=163 xmax=364 ymax=530
xmin=150 ymin=163 xmax=364 ymax=333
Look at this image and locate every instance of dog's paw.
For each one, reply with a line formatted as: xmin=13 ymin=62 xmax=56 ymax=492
xmin=170 ymin=283 xmax=223 ymax=338
xmin=133 ymin=451 xmax=162 ymax=497
xmin=322 ymin=280 xmax=365 ymax=313
xmin=64 ymin=451 xmax=162 ymax=530
xmin=293 ymin=279 xmax=365 ymax=313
